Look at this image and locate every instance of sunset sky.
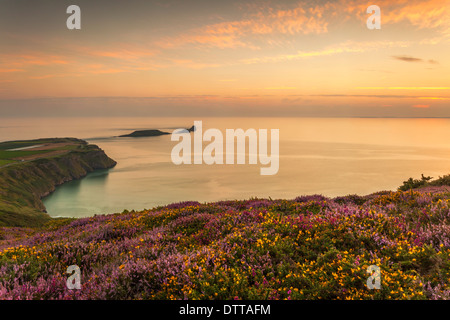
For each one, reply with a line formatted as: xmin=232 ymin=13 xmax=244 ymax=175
xmin=0 ymin=0 xmax=449 ymax=117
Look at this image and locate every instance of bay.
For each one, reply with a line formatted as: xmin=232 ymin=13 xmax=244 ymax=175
xmin=0 ymin=117 xmax=449 ymax=218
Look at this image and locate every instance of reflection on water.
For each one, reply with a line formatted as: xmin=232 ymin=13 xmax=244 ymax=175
xmin=0 ymin=117 xmax=448 ymax=218
xmin=43 ymin=169 xmax=110 ymax=217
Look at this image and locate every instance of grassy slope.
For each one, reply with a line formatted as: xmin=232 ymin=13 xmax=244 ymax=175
xmin=0 ymin=150 xmax=50 ymax=160
xmin=0 ymin=160 xmax=14 ymax=166
xmin=0 ymin=138 xmax=116 ymax=227
xmin=0 ymin=185 xmax=449 ymax=300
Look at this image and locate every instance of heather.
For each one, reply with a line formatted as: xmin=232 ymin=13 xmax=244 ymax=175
xmin=0 ymin=187 xmax=449 ymax=300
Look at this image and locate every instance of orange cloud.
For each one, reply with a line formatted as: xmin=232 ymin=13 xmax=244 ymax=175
xmin=382 ymin=1 xmax=448 ymax=30
xmin=345 ymin=0 xmax=450 ymax=35
xmin=76 ymin=46 xmax=157 ymax=60
xmin=168 ymin=59 xmax=220 ymax=69
xmin=412 ymin=104 xmax=430 ymax=108
xmin=163 ymin=0 xmax=450 ymax=52
xmin=0 ymin=69 xmax=24 ymax=73
xmin=357 ymin=87 xmax=450 ymax=90
xmin=242 ymin=40 xmax=410 ymax=64
xmin=28 ymin=74 xmax=67 ymax=80
xmin=418 ymin=97 xmax=450 ymax=100
xmin=2 ymin=0 xmax=449 ymax=99
xmin=264 ymin=87 xmax=297 ymax=90
xmin=0 ymin=53 xmax=70 ymax=68
xmin=156 ymin=4 xmax=329 ymax=49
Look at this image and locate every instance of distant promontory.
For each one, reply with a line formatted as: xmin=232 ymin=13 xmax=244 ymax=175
xmin=119 ymin=130 xmax=170 ymax=137
xmin=119 ymin=125 xmax=195 ymax=138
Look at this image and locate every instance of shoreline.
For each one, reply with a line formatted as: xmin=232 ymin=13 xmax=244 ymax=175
xmin=0 ymin=138 xmax=116 ymax=227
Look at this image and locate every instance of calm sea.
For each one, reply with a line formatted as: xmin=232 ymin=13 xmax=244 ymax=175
xmin=0 ymin=117 xmax=449 ymax=218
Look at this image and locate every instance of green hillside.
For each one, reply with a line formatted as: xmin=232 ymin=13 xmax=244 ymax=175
xmin=0 ymin=138 xmax=116 ymax=227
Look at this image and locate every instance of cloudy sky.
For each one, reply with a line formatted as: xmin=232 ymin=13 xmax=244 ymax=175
xmin=0 ymin=0 xmax=449 ymax=117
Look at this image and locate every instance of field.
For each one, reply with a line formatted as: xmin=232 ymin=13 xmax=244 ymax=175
xmin=0 ymin=186 xmax=449 ymax=300
xmin=0 ymin=160 xmax=15 ymax=166
xmin=0 ymin=150 xmax=47 ymax=159
xmin=0 ymin=139 xmax=82 ymax=167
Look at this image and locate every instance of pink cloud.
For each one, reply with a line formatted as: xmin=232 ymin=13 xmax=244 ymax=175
xmin=155 ymin=4 xmax=329 ymax=49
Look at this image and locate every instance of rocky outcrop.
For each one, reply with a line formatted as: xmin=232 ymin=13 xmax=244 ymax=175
xmin=119 ymin=125 xmax=196 ymax=137
xmin=119 ymin=130 xmax=170 ymax=137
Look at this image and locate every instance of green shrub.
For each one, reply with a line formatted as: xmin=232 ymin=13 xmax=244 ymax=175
xmin=399 ymin=174 xmax=433 ymax=191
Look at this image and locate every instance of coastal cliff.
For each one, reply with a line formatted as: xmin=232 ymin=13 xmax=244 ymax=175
xmin=0 ymin=139 xmax=116 ymax=227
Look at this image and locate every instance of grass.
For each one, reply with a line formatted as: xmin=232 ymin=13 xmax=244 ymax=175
xmin=0 ymin=159 xmax=15 ymax=166
xmin=0 ymin=139 xmax=57 ymax=151
xmin=0 ymin=141 xmax=40 ymax=151
xmin=0 ymin=150 xmax=51 ymax=160
xmin=0 ymin=138 xmax=82 ymax=161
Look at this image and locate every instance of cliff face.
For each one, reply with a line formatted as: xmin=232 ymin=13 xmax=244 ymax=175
xmin=0 ymin=142 xmax=116 ymax=227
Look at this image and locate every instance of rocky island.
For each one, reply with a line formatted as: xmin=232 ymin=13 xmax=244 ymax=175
xmin=119 ymin=129 xmax=170 ymax=137
xmin=0 ymin=138 xmax=116 ymax=227
xmin=119 ymin=125 xmax=196 ymax=138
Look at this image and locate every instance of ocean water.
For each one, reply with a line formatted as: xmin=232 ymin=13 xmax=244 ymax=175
xmin=0 ymin=117 xmax=449 ymax=218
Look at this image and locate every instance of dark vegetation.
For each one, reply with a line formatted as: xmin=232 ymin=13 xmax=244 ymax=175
xmin=399 ymin=174 xmax=450 ymax=191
